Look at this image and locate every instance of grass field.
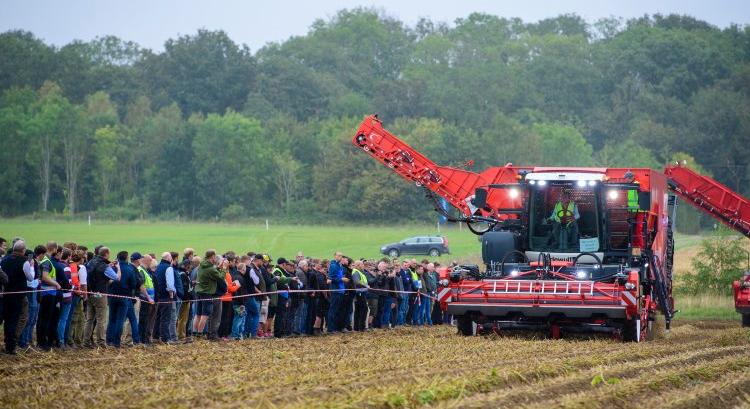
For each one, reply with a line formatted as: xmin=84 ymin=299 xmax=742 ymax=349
xmin=675 ymin=294 xmax=737 ymax=320
xmin=1 ymin=322 xmax=749 ymax=408
xmin=0 ymin=219 xmax=479 ymax=262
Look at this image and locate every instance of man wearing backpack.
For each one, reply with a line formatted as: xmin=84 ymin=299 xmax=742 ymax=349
xmin=83 ymin=247 xmax=121 ymax=349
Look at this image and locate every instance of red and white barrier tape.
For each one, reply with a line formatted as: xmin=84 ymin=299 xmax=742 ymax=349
xmin=0 ymin=287 xmax=442 ymax=304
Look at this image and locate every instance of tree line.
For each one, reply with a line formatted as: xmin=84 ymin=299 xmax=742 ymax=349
xmin=1 ymin=9 xmax=749 ymax=229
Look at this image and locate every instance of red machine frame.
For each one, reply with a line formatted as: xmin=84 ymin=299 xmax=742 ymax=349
xmin=354 ymin=115 xmax=750 ymax=335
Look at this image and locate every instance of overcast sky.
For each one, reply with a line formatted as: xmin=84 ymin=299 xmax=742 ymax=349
xmin=3 ymin=0 xmax=749 ymax=51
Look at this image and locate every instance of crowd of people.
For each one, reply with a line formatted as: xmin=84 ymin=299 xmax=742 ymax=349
xmin=0 ymin=237 xmax=449 ymax=355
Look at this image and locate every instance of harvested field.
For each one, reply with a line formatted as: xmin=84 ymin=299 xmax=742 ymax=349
xmin=1 ymin=321 xmax=749 ymax=408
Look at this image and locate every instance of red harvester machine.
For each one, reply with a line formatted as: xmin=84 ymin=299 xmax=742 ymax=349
xmin=353 ymin=115 xmax=750 ymax=340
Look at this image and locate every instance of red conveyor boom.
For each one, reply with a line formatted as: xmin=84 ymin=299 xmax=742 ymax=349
xmin=353 ymin=115 xmax=523 ymax=218
xmin=353 ymin=116 xmax=750 ymax=238
xmin=665 ymin=165 xmax=750 ymax=237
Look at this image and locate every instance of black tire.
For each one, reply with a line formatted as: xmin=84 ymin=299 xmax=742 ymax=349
xmin=743 ymin=313 xmax=750 ymax=327
xmin=621 ymin=318 xmax=638 ymax=342
xmin=457 ymin=315 xmax=475 ymax=336
xmin=388 ymin=249 xmax=400 ymax=257
xmin=428 ymin=248 xmax=440 ymax=257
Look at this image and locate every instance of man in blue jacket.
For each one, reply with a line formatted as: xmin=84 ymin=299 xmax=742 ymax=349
xmin=326 ymin=252 xmax=349 ymax=333
xmin=155 ymin=253 xmax=177 ymax=343
xmin=107 ymin=251 xmax=137 ymax=348
xmin=398 ymin=260 xmax=413 ymax=325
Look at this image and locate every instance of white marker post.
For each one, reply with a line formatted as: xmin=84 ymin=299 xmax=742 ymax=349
xmin=266 ymin=219 xmax=269 ymax=231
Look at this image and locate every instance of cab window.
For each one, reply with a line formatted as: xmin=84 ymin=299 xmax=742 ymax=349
xmin=528 ymin=184 xmax=600 ymax=253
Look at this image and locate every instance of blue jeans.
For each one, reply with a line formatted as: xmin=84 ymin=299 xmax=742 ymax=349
xmin=126 ymin=300 xmax=140 ymax=344
xmin=411 ymin=295 xmax=423 ymax=325
xmin=293 ymin=299 xmax=308 ymax=334
xmin=243 ymin=298 xmax=260 ymax=338
xmin=231 ymin=305 xmax=246 ymax=339
xmin=187 ymin=298 xmax=195 ymax=335
xmin=106 ymin=297 xmax=129 ymax=347
xmin=380 ymin=296 xmax=392 ymax=328
xmin=19 ymin=292 xmax=39 ymax=347
xmin=57 ymin=301 xmax=72 ymax=344
xmin=191 ymin=301 xmax=202 ymax=334
xmin=327 ymin=292 xmax=344 ymax=332
xmin=420 ymin=295 xmax=433 ymax=325
xmin=396 ymin=297 xmax=409 ymax=326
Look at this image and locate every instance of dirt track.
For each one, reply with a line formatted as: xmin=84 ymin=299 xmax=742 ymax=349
xmin=1 ymin=321 xmax=748 ymax=408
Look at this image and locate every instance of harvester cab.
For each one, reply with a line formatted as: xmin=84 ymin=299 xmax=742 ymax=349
xmin=475 ymin=171 xmax=649 ymax=267
xmin=463 ymin=168 xmax=675 ymax=342
xmin=353 ymin=114 xmax=750 ymax=339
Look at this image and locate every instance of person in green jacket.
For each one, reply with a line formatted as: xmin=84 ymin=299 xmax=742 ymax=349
xmin=193 ymin=250 xmax=223 ymax=335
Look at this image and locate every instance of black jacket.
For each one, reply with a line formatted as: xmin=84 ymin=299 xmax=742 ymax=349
xmin=0 ymin=266 xmax=7 ymax=287
xmin=0 ymin=254 xmax=27 ymax=292
xmin=365 ymin=270 xmax=384 ymax=299
xmin=87 ymin=256 xmax=111 ymax=294
xmin=234 ymin=269 xmax=260 ymax=306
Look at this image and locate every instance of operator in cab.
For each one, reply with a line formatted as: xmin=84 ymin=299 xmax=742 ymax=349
xmin=549 ymin=191 xmax=580 ymax=250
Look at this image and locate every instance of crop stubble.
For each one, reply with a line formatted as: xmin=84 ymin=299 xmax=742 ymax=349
xmin=1 ymin=321 xmax=748 ymax=408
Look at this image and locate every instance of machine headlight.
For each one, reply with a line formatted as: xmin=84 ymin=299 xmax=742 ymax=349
xmin=588 ymin=180 xmax=597 ymax=187
xmin=608 ymin=190 xmax=619 ymax=200
xmin=624 ymin=282 xmax=636 ymax=290
xmin=509 ymin=188 xmax=519 ymax=199
xmin=576 ymin=271 xmax=588 ymax=279
xmin=576 ymin=180 xmax=587 ymax=188
xmin=510 ymin=270 xmax=520 ymax=277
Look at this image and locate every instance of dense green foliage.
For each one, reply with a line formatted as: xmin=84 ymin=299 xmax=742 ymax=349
xmin=678 ymin=229 xmax=750 ymax=296
xmin=1 ymin=10 xmax=748 ymax=226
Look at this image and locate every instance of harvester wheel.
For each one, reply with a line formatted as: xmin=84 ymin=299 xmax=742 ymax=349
xmin=457 ymin=315 xmax=475 ymax=336
xmin=743 ymin=314 xmax=750 ymax=327
xmin=622 ymin=317 xmax=652 ymax=342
